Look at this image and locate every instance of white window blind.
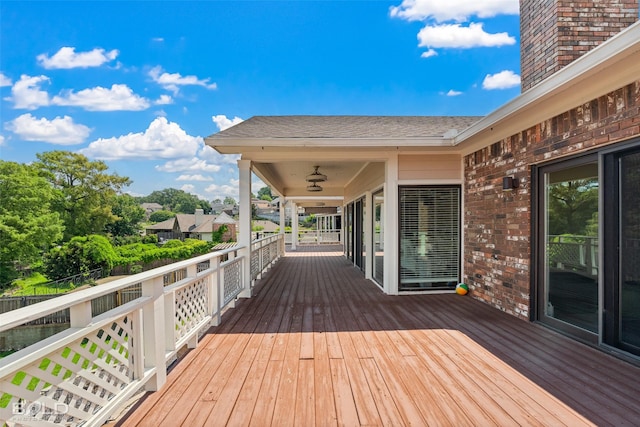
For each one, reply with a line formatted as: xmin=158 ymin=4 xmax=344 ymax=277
xmin=399 ymin=186 xmax=460 ymax=289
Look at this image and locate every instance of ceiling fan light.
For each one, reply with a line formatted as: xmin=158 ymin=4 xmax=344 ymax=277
xmin=307 ymin=183 xmax=323 ymax=192
xmin=306 ymin=165 xmax=327 ymax=183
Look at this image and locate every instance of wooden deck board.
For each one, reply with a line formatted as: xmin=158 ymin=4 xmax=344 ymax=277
xmin=118 ymin=246 xmax=640 ymax=427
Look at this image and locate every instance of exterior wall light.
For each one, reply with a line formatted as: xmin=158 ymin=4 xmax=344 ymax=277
xmin=502 ymin=176 xmax=519 ymax=191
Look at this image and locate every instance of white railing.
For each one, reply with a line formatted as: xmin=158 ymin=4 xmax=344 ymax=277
xmin=0 ymin=236 xmax=283 ymax=427
xmin=283 ymin=229 xmax=342 ymax=245
xmin=548 ymin=235 xmax=598 ymax=278
xmin=250 ymin=234 xmax=285 ymax=282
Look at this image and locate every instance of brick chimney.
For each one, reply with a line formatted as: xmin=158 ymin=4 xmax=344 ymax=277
xmin=520 ymin=0 xmax=639 ymax=92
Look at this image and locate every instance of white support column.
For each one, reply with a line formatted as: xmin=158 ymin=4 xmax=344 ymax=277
xmin=238 ymin=159 xmax=252 ymax=298
xmin=383 ymin=154 xmax=399 ymax=295
xmin=364 ymin=190 xmax=373 ymax=280
xmin=279 ymin=198 xmax=286 ymax=252
xmin=291 ymin=201 xmax=298 ymax=251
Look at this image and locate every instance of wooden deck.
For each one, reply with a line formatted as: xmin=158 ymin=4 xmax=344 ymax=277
xmin=118 ymin=246 xmax=640 ymax=426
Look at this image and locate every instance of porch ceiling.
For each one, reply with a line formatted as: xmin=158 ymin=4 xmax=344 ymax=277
xmin=252 ymin=160 xmax=367 ymax=208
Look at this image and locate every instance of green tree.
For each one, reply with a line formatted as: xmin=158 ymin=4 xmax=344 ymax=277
xmin=35 ymin=151 xmax=131 ymax=240
xmin=140 ymin=188 xmax=209 ymax=213
xmin=257 ymin=186 xmax=273 ymax=201
xmin=0 ymin=161 xmax=65 ymax=284
xmin=106 ymin=194 xmax=146 ymax=237
xmin=548 ymin=178 xmax=598 ymax=236
xmin=44 ymin=234 xmax=117 ymax=280
xmin=149 ymin=210 xmax=176 ymax=223
xmin=223 ymin=196 xmax=236 ymax=205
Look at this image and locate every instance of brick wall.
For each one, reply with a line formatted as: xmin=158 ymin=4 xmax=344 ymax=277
xmin=520 ymin=0 xmax=638 ymax=91
xmin=463 ymin=81 xmax=640 ymax=320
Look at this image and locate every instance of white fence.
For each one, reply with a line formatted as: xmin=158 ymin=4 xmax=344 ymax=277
xmin=0 ymin=235 xmax=284 ymax=427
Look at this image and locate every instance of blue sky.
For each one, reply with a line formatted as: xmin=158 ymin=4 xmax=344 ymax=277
xmin=0 ymin=0 xmax=521 ymax=201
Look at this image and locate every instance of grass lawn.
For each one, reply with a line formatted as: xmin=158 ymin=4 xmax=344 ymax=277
xmin=2 ymin=273 xmax=75 ymax=296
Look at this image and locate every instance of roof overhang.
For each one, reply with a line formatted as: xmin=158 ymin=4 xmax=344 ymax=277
xmin=454 ymin=20 xmax=640 ymax=155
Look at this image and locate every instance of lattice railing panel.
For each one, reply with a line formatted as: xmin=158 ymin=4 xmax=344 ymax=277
xmin=262 ymin=244 xmax=270 ymax=269
xmin=251 ymin=250 xmax=260 ymax=280
xmin=0 ymin=315 xmax=136 ymax=426
xmin=174 ymin=278 xmax=208 ymax=341
xmin=223 ymin=260 xmax=242 ymax=305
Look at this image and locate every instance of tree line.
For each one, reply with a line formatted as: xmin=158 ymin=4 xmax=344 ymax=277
xmin=0 ymin=150 xmax=229 ymax=285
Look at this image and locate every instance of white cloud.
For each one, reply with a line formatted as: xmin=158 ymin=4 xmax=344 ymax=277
xmin=37 ymin=47 xmax=119 ymax=69
xmin=204 ymin=180 xmax=239 ymax=199
xmin=52 ymin=84 xmax=150 ymax=111
xmin=176 ymin=174 xmax=213 ymax=181
xmin=420 ymin=49 xmax=438 ymax=58
xmin=446 ymin=89 xmax=463 ymax=96
xmin=390 ymin=0 xmax=519 ymax=22
xmin=212 ymin=114 xmax=244 ymax=131
xmin=418 ymin=22 xmax=515 ymax=49
xmin=198 ymin=145 xmax=240 ymax=166
xmin=149 ymin=66 xmax=217 ymax=94
xmin=6 ymin=75 xmax=50 ymax=109
xmin=155 ymin=94 xmax=173 ymax=105
xmin=156 ymin=157 xmax=222 ymax=173
xmin=0 ymin=73 xmax=12 ymax=86
xmin=152 ymin=37 xmax=164 ymax=42
xmin=482 ymin=70 xmax=521 ymax=89
xmin=80 ymin=117 xmax=201 ymax=160
xmin=0 ymin=135 xmax=5 ymax=146
xmin=5 ymin=113 xmax=91 ymax=145
xmin=180 ymin=184 xmax=195 ymax=193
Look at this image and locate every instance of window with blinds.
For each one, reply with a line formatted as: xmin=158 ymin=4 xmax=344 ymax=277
xmin=399 ymin=186 xmax=460 ymax=290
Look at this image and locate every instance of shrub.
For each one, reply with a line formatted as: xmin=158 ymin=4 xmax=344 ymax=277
xmin=44 ymin=235 xmax=117 ymax=280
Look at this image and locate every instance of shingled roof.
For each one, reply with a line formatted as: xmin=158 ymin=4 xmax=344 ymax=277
xmin=208 ymin=116 xmax=482 ymax=140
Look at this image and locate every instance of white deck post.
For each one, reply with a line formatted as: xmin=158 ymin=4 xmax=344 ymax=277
xmin=238 ymin=159 xmax=252 ymax=298
xmin=142 ymin=276 xmax=167 ymax=391
xmin=279 ymin=198 xmax=286 ymax=252
xmin=384 ymin=154 xmax=399 ymax=295
xmin=291 ymin=201 xmax=298 ymax=250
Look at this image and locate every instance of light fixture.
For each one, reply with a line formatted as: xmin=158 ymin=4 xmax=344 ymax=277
xmin=502 ymin=176 xmax=519 ymax=191
xmin=307 ymin=182 xmax=323 ymax=192
xmin=306 ymin=165 xmax=327 ymax=183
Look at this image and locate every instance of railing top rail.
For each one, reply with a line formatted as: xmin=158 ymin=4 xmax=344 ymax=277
xmin=0 ymin=245 xmax=245 ymax=332
xmin=252 ymin=233 xmax=283 ymax=244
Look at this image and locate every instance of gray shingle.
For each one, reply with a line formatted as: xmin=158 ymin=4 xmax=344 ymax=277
xmin=208 ymin=115 xmax=483 ymax=139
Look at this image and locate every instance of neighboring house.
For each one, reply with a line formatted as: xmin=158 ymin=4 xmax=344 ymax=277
xmin=252 ymin=219 xmax=279 ymax=233
xmin=252 ymin=198 xmax=271 ymax=210
xmin=211 ymin=203 xmax=238 ymax=216
xmin=141 ymin=202 xmax=164 ymax=218
xmin=146 ymin=209 xmax=237 ymax=242
xmin=207 ymin=1 xmax=640 ymax=360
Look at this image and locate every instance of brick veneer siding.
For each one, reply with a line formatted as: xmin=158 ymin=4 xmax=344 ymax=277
xmin=463 ymin=81 xmax=640 ymax=320
xmin=520 ymin=0 xmax=638 ymax=91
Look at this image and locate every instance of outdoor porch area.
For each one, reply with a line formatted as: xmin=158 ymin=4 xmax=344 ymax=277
xmin=117 ymin=246 xmax=640 ymax=427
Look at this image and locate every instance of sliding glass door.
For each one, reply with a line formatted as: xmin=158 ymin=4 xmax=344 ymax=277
xmin=373 ymin=189 xmax=384 ymax=287
xmin=537 ymin=156 xmax=599 ymax=339
xmin=536 ymin=142 xmax=640 ymax=356
xmin=603 ymin=148 xmax=640 ymax=355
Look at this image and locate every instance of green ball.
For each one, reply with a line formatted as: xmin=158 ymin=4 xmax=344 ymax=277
xmin=456 ymin=283 xmax=469 ymax=295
